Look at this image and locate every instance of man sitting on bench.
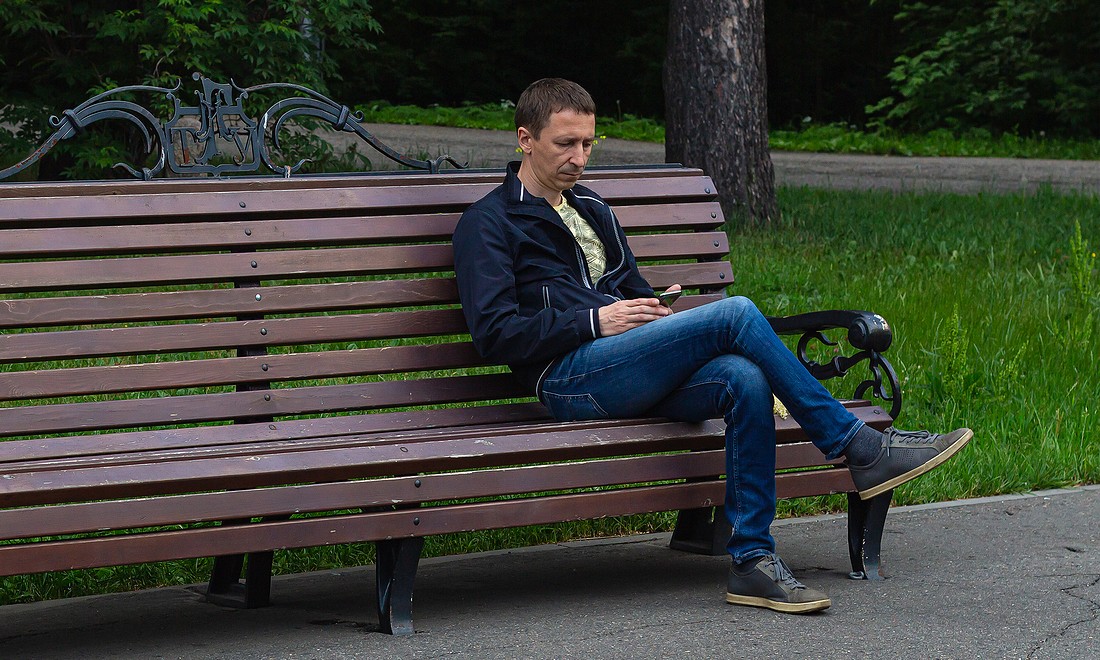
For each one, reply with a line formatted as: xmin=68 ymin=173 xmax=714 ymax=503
xmin=453 ymin=78 xmax=973 ymax=614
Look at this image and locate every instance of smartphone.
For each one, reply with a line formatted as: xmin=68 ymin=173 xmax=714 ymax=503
xmin=657 ymin=289 xmax=682 ymax=307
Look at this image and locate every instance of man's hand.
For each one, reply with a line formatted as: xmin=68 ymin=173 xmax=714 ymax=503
xmin=598 ymin=296 xmax=671 ymax=337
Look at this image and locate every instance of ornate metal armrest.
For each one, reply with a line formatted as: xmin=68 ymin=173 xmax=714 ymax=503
xmin=767 ymin=310 xmax=902 ymax=419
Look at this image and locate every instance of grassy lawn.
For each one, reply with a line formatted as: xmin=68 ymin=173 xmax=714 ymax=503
xmin=355 ymin=101 xmax=1100 ymax=160
xmin=3 ymin=186 xmax=1097 ymax=605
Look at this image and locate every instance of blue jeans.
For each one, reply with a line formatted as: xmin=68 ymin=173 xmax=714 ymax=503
xmin=539 ymin=296 xmax=863 ymax=563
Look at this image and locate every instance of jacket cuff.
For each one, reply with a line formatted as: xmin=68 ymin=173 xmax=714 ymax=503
xmin=578 ymin=307 xmax=602 ymax=341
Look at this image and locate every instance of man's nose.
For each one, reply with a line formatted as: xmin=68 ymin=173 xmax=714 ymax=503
xmin=569 ymin=144 xmax=588 ymax=165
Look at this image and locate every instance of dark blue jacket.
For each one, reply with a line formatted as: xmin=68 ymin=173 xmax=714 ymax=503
xmin=453 ymin=162 xmax=655 ymax=394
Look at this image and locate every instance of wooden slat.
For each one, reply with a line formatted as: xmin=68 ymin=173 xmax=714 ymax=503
xmin=0 ymin=231 xmax=723 ymax=292
xmin=0 ymin=419 xmax=724 ymax=505
xmin=0 ymin=405 xmax=893 ymax=507
xmin=0 ymin=402 xmax=552 ymax=464
xmin=614 ymin=202 xmax=725 ymax=231
xmin=0 ymin=481 xmax=723 ymax=575
xmin=0 ymin=373 xmax=526 ymax=438
xmin=0 ymin=174 xmax=715 ymax=223
xmin=0 ymin=213 xmax=463 ymax=257
xmin=640 ymin=262 xmax=733 ymax=290
xmin=0 ymin=451 xmax=728 ymax=540
xmin=0 ymin=203 xmax=725 ymax=258
xmin=630 ymin=231 xmax=728 ymax=259
xmin=0 ymin=308 xmax=467 ymax=362
xmin=0 ymin=278 xmax=460 ymax=328
xmin=0 ymin=166 xmax=705 ymax=200
xmin=0 ymin=439 xmax=856 ymax=542
xmin=0 ymin=342 xmax=488 ymax=400
xmin=0 ymin=468 xmax=853 ymax=577
xmin=0 ymin=399 xmax=885 ymax=468
xmin=0 ymin=243 xmax=456 ymax=292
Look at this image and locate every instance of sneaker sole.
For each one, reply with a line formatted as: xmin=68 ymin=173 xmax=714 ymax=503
xmin=858 ymin=428 xmax=974 ymax=500
xmin=725 ymin=592 xmax=832 ymax=613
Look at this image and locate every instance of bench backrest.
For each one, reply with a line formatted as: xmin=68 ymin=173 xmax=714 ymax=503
xmin=0 ymin=168 xmax=731 ymax=451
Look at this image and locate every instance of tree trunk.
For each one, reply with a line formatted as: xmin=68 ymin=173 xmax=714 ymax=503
xmin=665 ymin=0 xmax=778 ymax=226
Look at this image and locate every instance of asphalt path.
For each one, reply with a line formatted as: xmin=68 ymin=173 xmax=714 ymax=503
xmin=348 ymin=123 xmax=1100 ymax=195
xmin=1 ymin=486 xmax=1096 ymax=659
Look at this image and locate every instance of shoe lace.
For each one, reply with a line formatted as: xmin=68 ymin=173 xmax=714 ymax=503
xmin=882 ymin=427 xmax=936 ymax=456
xmin=764 ymin=555 xmax=806 ymax=591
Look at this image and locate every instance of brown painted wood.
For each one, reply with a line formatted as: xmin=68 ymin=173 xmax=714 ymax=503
xmin=0 ymin=402 xmax=552 ymax=463
xmin=0 ymin=166 xmax=705 ymax=200
xmin=0 ymin=174 xmax=715 ymax=223
xmin=0 ymin=466 xmax=854 ymax=577
xmin=0 ymin=451 xmax=728 ymax=540
xmin=0 ymin=373 xmax=527 ymax=438
xmin=0 ymin=481 xmax=723 ymax=575
xmin=0 ymin=342 xmax=489 ymax=400
xmin=0 ymin=404 xmax=893 ymax=508
xmin=0 ymin=420 xmax=726 ymax=506
xmin=0 ymin=243 xmax=457 ymax=292
xmin=0 ymin=308 xmax=468 ymax=361
xmin=0 ymin=203 xmax=723 ymax=258
xmin=0 ymin=278 xmax=460 ymax=328
xmin=0 ymin=165 xmax=898 ymax=590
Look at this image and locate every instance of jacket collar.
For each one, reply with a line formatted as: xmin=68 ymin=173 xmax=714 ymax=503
xmin=503 ymin=160 xmax=592 ymax=212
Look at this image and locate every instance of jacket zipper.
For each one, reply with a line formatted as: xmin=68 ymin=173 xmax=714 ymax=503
xmin=542 ymin=284 xmax=551 ymax=309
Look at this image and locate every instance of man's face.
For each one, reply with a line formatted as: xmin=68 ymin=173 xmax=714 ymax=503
xmin=517 ymin=109 xmax=596 ymax=197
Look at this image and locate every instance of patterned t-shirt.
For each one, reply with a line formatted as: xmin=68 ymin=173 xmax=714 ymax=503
xmin=554 ymin=198 xmax=606 ymax=283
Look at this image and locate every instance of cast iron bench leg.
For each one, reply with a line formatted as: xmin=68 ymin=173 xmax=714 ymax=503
xmin=376 ymin=537 xmax=425 ymax=636
xmin=206 ymin=550 xmax=274 ymax=608
xmin=669 ymin=506 xmax=731 ymax=555
xmin=847 ymin=489 xmax=894 ymax=580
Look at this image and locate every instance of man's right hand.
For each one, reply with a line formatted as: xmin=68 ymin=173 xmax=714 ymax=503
xmin=597 ymin=297 xmax=671 ymax=337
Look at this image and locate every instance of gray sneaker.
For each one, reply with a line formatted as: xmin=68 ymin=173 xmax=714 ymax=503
xmin=726 ymin=554 xmax=831 ymax=613
xmin=848 ymin=427 xmax=974 ymax=500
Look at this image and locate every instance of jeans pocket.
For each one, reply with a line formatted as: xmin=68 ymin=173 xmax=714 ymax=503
xmin=540 ymin=391 xmax=609 ymax=421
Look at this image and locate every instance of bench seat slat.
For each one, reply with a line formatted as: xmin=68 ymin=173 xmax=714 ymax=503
xmin=0 ymin=443 xmax=850 ymax=541
xmin=0 ymin=373 xmax=527 ymax=438
xmin=0 ymin=470 xmax=849 ymax=577
xmin=0 ymin=402 xmax=552 ymax=463
xmin=0 ymin=405 xmax=892 ymax=507
xmin=0 ymin=451 xmax=728 ymax=540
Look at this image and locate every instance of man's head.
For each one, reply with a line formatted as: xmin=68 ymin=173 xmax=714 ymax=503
xmin=514 ymin=78 xmax=597 ymax=201
xmin=514 ymin=78 xmax=596 ymax=139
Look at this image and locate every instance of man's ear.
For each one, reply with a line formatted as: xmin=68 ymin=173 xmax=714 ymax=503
xmin=516 ymin=126 xmax=533 ymax=155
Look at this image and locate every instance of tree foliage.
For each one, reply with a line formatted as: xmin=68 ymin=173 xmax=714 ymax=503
xmin=869 ymin=0 xmax=1100 ymax=136
xmin=0 ymin=0 xmax=380 ymax=178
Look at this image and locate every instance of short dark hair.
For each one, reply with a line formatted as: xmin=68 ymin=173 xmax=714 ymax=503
xmin=514 ymin=78 xmax=596 ymax=138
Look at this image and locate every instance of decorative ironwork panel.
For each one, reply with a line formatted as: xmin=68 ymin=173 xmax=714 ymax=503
xmin=0 ymin=73 xmax=467 ymax=181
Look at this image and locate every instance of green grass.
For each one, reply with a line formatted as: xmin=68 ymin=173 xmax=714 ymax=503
xmin=3 ymin=186 xmax=1098 ymax=605
xmin=750 ymin=186 xmax=1099 ymax=506
xmin=356 ymin=100 xmax=665 ymax=142
xmin=354 ymin=102 xmax=1100 ymax=160
xmin=771 ymin=123 xmax=1100 ymax=160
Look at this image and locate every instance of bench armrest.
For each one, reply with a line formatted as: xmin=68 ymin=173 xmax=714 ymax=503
xmin=767 ymin=310 xmax=902 ymax=420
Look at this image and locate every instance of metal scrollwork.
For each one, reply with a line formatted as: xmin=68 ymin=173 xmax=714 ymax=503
xmin=0 ymin=73 xmax=468 ymax=181
xmin=795 ymin=330 xmax=903 ymax=420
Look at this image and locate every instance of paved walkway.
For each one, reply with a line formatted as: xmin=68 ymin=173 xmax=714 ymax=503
xmin=1 ymin=486 xmax=1096 ymax=659
xmin=353 ymin=123 xmax=1100 ymax=195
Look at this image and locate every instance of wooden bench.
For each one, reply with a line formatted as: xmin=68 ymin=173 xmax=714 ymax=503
xmin=0 ymin=76 xmax=903 ymax=634
xmin=0 ymin=166 xmax=902 ymax=634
